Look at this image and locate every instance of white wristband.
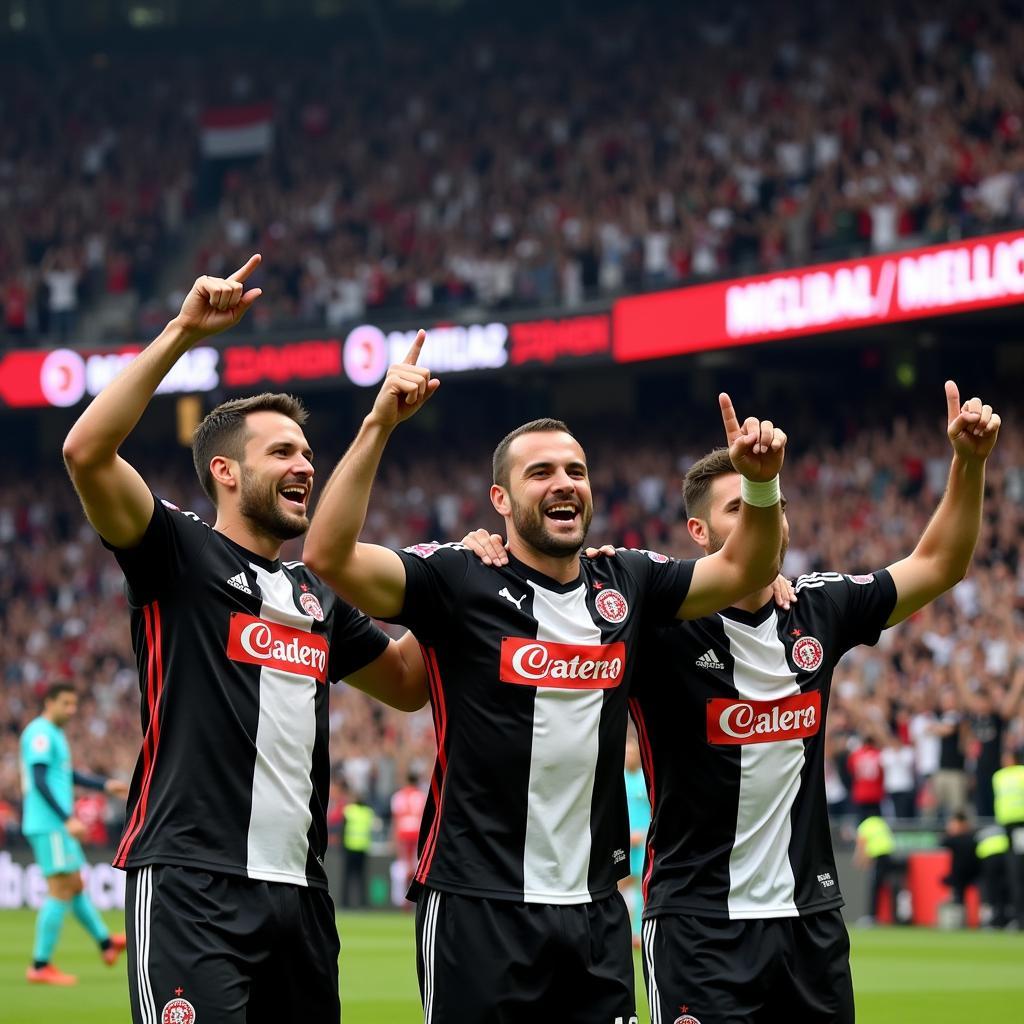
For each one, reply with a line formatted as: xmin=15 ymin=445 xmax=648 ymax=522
xmin=740 ymin=475 xmax=781 ymax=508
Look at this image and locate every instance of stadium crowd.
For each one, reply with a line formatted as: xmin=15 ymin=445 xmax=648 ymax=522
xmin=5 ymin=0 xmax=1024 ymax=339
xmin=1 ymin=400 xmax=1022 ymax=848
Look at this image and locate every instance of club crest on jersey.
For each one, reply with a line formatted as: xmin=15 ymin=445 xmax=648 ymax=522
xmin=595 ymin=588 xmax=629 ymax=623
xmin=791 ymin=636 xmax=824 ymax=672
xmin=846 ymin=573 xmax=874 ymax=585
xmin=161 ymin=997 xmax=196 ymax=1024
xmin=299 ymin=591 xmax=325 ymax=621
xmin=674 ymin=1015 xmax=701 ymax=1024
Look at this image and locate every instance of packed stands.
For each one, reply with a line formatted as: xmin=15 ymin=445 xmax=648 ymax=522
xmin=4 ymin=0 xmax=1024 ymax=340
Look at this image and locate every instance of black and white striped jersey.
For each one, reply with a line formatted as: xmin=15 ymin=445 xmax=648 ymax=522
xmin=103 ymin=497 xmax=389 ymax=888
xmin=631 ymin=570 xmax=897 ymax=920
xmin=391 ymin=543 xmax=695 ymax=905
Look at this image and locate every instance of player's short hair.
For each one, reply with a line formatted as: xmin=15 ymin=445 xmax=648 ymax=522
xmin=43 ymin=682 xmax=76 ymax=705
xmin=492 ymin=418 xmax=576 ymax=489
xmin=683 ymin=447 xmax=736 ymax=520
xmin=192 ymin=393 xmax=309 ymax=505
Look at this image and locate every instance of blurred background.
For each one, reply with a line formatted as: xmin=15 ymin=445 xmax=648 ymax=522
xmin=1 ymin=0 xmax=1023 ymax=960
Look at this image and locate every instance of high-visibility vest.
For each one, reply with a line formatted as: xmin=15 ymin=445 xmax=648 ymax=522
xmin=976 ymin=825 xmax=1010 ymax=859
xmin=343 ymin=803 xmax=374 ymax=852
xmin=992 ymin=765 xmax=1024 ymax=825
xmin=857 ymin=815 xmax=895 ymax=858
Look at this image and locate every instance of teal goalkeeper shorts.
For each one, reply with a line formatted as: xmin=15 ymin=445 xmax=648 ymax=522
xmin=27 ymin=830 xmax=85 ymax=876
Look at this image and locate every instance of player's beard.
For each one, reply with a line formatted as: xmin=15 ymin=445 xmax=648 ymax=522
xmin=510 ymin=494 xmax=593 ymax=558
xmin=706 ymin=523 xmax=789 ymax=567
xmin=238 ymin=464 xmax=309 ymax=542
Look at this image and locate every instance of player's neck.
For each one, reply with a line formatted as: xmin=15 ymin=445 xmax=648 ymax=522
xmin=506 ymin=537 xmax=581 ymax=584
xmin=732 ymin=584 xmax=773 ymax=614
xmin=213 ymin=514 xmax=283 ymax=562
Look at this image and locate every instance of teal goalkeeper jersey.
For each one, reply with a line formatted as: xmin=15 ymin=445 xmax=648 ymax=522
xmin=20 ymin=716 xmax=72 ymax=835
xmin=625 ymin=767 xmax=650 ymax=835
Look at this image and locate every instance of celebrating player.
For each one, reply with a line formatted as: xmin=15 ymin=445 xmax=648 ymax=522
xmin=629 ymin=382 xmax=998 ymax=1023
xmin=62 ymin=255 xmax=428 ymax=1024
xmin=302 ymin=333 xmax=786 ymax=1022
xmin=20 ymin=682 xmax=130 ymax=985
xmin=465 ymin=381 xmax=1000 ymax=1022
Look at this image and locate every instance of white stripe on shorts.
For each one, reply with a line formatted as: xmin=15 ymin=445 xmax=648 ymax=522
xmin=51 ymin=832 xmax=65 ymax=870
xmin=133 ymin=867 xmax=157 ymax=1024
xmin=642 ymin=918 xmax=661 ymax=1024
xmin=421 ymin=889 xmax=441 ymax=1024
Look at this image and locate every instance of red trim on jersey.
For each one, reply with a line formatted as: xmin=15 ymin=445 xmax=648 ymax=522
xmin=114 ymin=603 xmax=165 ymax=867
xmin=415 ymin=646 xmax=448 ymax=885
xmin=629 ymin=697 xmax=657 ymax=902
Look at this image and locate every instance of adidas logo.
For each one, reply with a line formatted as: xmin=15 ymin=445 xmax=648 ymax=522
xmin=696 ymin=648 xmax=724 ymax=670
xmin=227 ymin=572 xmax=252 ymax=596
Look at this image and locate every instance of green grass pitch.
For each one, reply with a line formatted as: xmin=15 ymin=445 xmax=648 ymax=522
xmin=1 ymin=910 xmax=1022 ymax=1022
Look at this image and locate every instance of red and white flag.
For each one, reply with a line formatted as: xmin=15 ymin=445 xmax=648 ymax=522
xmin=200 ymin=103 xmax=274 ymax=159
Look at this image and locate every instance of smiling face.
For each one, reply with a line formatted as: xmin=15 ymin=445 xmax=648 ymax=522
xmin=232 ymin=411 xmax=315 ymax=542
xmin=491 ymin=430 xmax=594 ymax=558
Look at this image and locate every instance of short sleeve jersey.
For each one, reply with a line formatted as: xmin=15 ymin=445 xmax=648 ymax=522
xmin=391 ymin=542 xmax=694 ymax=905
xmin=20 ymin=717 xmax=72 ymax=835
xmin=631 ymin=569 xmax=897 ymax=919
xmin=103 ymin=496 xmax=389 ymax=889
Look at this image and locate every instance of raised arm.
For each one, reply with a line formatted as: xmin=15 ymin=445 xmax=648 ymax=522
xmin=62 ymin=255 xmax=263 ymax=548
xmin=678 ymin=394 xmax=785 ymax=619
xmin=885 ymin=382 xmax=1000 ymax=627
xmin=303 ymin=331 xmax=440 ymax=618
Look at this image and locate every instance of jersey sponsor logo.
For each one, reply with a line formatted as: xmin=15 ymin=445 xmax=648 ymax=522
xmin=226 ymin=613 xmax=329 ymax=682
xmin=791 ymin=635 xmax=825 ymax=671
xmin=695 ymin=648 xmax=724 ymax=670
xmin=499 ymin=638 xmax=626 ymax=689
xmin=161 ymin=997 xmax=196 ymax=1024
xmin=595 ymin=588 xmax=629 ymax=623
xmin=706 ymin=690 xmax=821 ymax=745
xmin=299 ymin=591 xmax=325 ymax=621
xmin=226 ymin=571 xmax=252 ymax=595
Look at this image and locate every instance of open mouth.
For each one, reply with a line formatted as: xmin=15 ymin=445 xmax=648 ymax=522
xmin=544 ymin=503 xmax=579 ymax=524
xmin=279 ymin=485 xmax=308 ymax=511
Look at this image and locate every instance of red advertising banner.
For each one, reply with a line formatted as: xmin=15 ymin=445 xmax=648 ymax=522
xmin=613 ymin=230 xmax=1024 ymax=362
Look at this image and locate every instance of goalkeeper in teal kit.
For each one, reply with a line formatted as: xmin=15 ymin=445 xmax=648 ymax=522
xmin=20 ymin=682 xmax=130 ymax=985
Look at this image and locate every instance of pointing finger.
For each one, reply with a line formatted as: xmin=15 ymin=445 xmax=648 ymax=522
xmin=230 ymin=253 xmax=262 ymax=283
xmin=719 ymin=393 xmax=741 ymax=443
xmin=404 ymin=329 xmax=427 ymax=366
xmin=944 ymin=380 xmax=960 ymax=425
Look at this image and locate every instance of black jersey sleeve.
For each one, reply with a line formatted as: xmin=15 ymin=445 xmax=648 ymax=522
xmin=328 ymin=600 xmax=391 ymax=680
xmin=386 ymin=542 xmax=471 ymax=643
xmin=101 ymin=495 xmax=213 ymax=606
xmin=794 ymin=569 xmax=898 ymax=653
xmin=615 ymin=548 xmax=696 ymax=623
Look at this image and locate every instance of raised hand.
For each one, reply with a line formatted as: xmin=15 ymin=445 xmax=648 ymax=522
xmin=368 ymin=329 xmax=441 ymax=430
xmin=946 ymin=380 xmax=1000 ymax=463
xmin=720 ymin=393 xmax=786 ymax=482
xmin=175 ymin=253 xmax=263 ymax=340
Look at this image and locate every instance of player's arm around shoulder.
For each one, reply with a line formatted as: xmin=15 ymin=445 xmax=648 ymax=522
xmin=885 ymin=382 xmax=1000 ymax=627
xmin=678 ymin=395 xmax=786 ymax=620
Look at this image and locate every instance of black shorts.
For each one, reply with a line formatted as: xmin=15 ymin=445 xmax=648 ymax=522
xmin=416 ymin=888 xmax=636 ymax=1023
xmin=126 ymin=864 xmax=340 ymax=1024
xmin=641 ymin=910 xmax=853 ymax=1024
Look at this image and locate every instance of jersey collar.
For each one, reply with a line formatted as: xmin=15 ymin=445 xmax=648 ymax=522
xmin=504 ymin=552 xmax=584 ymax=594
